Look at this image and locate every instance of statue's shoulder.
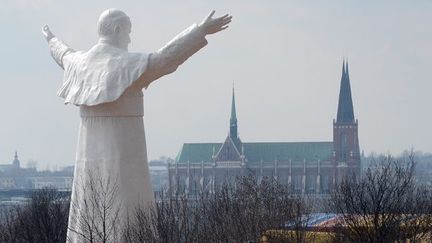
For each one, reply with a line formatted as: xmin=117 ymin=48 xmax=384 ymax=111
xmin=91 ymin=44 xmax=148 ymax=59
xmin=63 ymin=44 xmax=149 ymax=69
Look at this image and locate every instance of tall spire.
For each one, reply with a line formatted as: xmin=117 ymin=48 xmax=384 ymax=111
xmin=336 ymin=59 xmax=355 ymax=123
xmin=345 ymin=59 xmax=349 ymax=78
xmin=342 ymin=59 xmax=346 ymax=77
xmin=230 ymin=87 xmax=238 ymax=139
xmin=230 ymin=87 xmax=237 ymax=123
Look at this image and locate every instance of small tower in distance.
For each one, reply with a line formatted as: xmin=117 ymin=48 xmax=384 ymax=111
xmin=12 ymin=151 xmax=20 ymax=169
xmin=333 ymin=60 xmax=361 ymax=175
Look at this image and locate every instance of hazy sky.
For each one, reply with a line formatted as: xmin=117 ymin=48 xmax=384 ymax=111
xmin=0 ymin=0 xmax=431 ymax=169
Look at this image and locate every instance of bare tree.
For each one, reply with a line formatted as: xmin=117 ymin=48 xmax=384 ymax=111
xmin=0 ymin=188 xmax=69 ymax=243
xmin=0 ymin=175 xmax=314 ymax=242
xmin=124 ymin=175 xmax=311 ymax=243
xmin=330 ymin=156 xmax=432 ymax=242
xmin=67 ymin=169 xmax=122 ymax=243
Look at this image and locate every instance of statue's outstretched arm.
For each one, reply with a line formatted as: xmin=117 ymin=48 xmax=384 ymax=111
xmin=42 ymin=25 xmax=75 ymax=69
xmin=136 ymin=11 xmax=232 ymax=89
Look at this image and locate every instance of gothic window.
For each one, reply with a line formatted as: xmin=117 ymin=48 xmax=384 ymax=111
xmin=189 ymin=176 xmax=200 ymax=195
xmin=340 ymin=132 xmax=348 ymax=161
xmin=293 ymin=175 xmax=302 ymax=193
xmin=178 ymin=175 xmax=186 ymax=193
xmin=306 ymin=175 xmax=316 ymax=194
xmin=202 ymin=176 xmax=210 ymax=191
xmin=321 ymin=175 xmax=332 ymax=194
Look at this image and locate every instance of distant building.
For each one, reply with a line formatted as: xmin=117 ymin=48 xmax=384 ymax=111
xmin=0 ymin=152 xmax=33 ymax=189
xmin=0 ymin=152 xmax=73 ymax=190
xmin=148 ymin=159 xmax=169 ymax=198
xmin=0 ymin=151 xmax=171 ymax=195
xmin=168 ymin=61 xmax=361 ymax=195
xmin=0 ymin=151 xmax=20 ymax=173
xmin=27 ymin=170 xmax=74 ymax=190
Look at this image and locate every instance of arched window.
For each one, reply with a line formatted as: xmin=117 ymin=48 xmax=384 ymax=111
xmin=340 ymin=132 xmax=348 ymax=161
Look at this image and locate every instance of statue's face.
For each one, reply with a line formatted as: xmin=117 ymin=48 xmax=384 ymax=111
xmin=116 ymin=18 xmax=131 ymax=51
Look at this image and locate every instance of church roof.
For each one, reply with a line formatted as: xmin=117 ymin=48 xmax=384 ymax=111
xmin=175 ymin=141 xmax=333 ymax=164
xmin=243 ymin=142 xmax=333 ymax=162
xmin=215 ymin=136 xmax=242 ymax=161
xmin=175 ymin=143 xmax=221 ymax=164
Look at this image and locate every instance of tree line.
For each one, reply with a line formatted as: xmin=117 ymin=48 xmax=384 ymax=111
xmin=1 ymin=155 xmax=431 ymax=242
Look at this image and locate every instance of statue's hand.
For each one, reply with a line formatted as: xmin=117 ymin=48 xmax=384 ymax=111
xmin=199 ymin=10 xmax=232 ymax=35
xmin=42 ymin=25 xmax=55 ymax=42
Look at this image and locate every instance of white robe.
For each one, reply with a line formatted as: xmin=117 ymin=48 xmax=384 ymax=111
xmin=48 ymin=24 xmax=207 ymax=242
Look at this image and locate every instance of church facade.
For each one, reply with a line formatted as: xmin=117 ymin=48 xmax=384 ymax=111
xmin=168 ymin=61 xmax=361 ymax=195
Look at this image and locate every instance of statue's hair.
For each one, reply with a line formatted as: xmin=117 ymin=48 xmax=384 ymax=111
xmin=97 ymin=8 xmax=130 ymax=37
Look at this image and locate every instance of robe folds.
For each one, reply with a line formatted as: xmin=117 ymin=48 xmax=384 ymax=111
xmin=48 ymin=24 xmax=207 ymax=242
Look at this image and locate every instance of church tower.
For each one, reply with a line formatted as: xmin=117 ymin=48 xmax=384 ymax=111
xmin=214 ymin=88 xmax=242 ymax=162
xmin=12 ymin=151 xmax=20 ymax=168
xmin=333 ymin=60 xmax=360 ymax=175
xmin=229 ymin=87 xmax=242 ymax=150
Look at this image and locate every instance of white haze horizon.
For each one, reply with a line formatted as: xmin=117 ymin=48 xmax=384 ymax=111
xmin=0 ymin=0 xmax=431 ymax=169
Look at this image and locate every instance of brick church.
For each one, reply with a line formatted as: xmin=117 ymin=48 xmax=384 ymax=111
xmin=168 ymin=61 xmax=361 ymax=195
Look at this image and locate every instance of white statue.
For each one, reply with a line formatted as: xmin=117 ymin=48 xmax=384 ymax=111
xmin=42 ymin=9 xmax=231 ymax=241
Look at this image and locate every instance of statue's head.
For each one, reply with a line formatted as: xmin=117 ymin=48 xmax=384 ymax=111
xmin=97 ymin=9 xmax=131 ymax=50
